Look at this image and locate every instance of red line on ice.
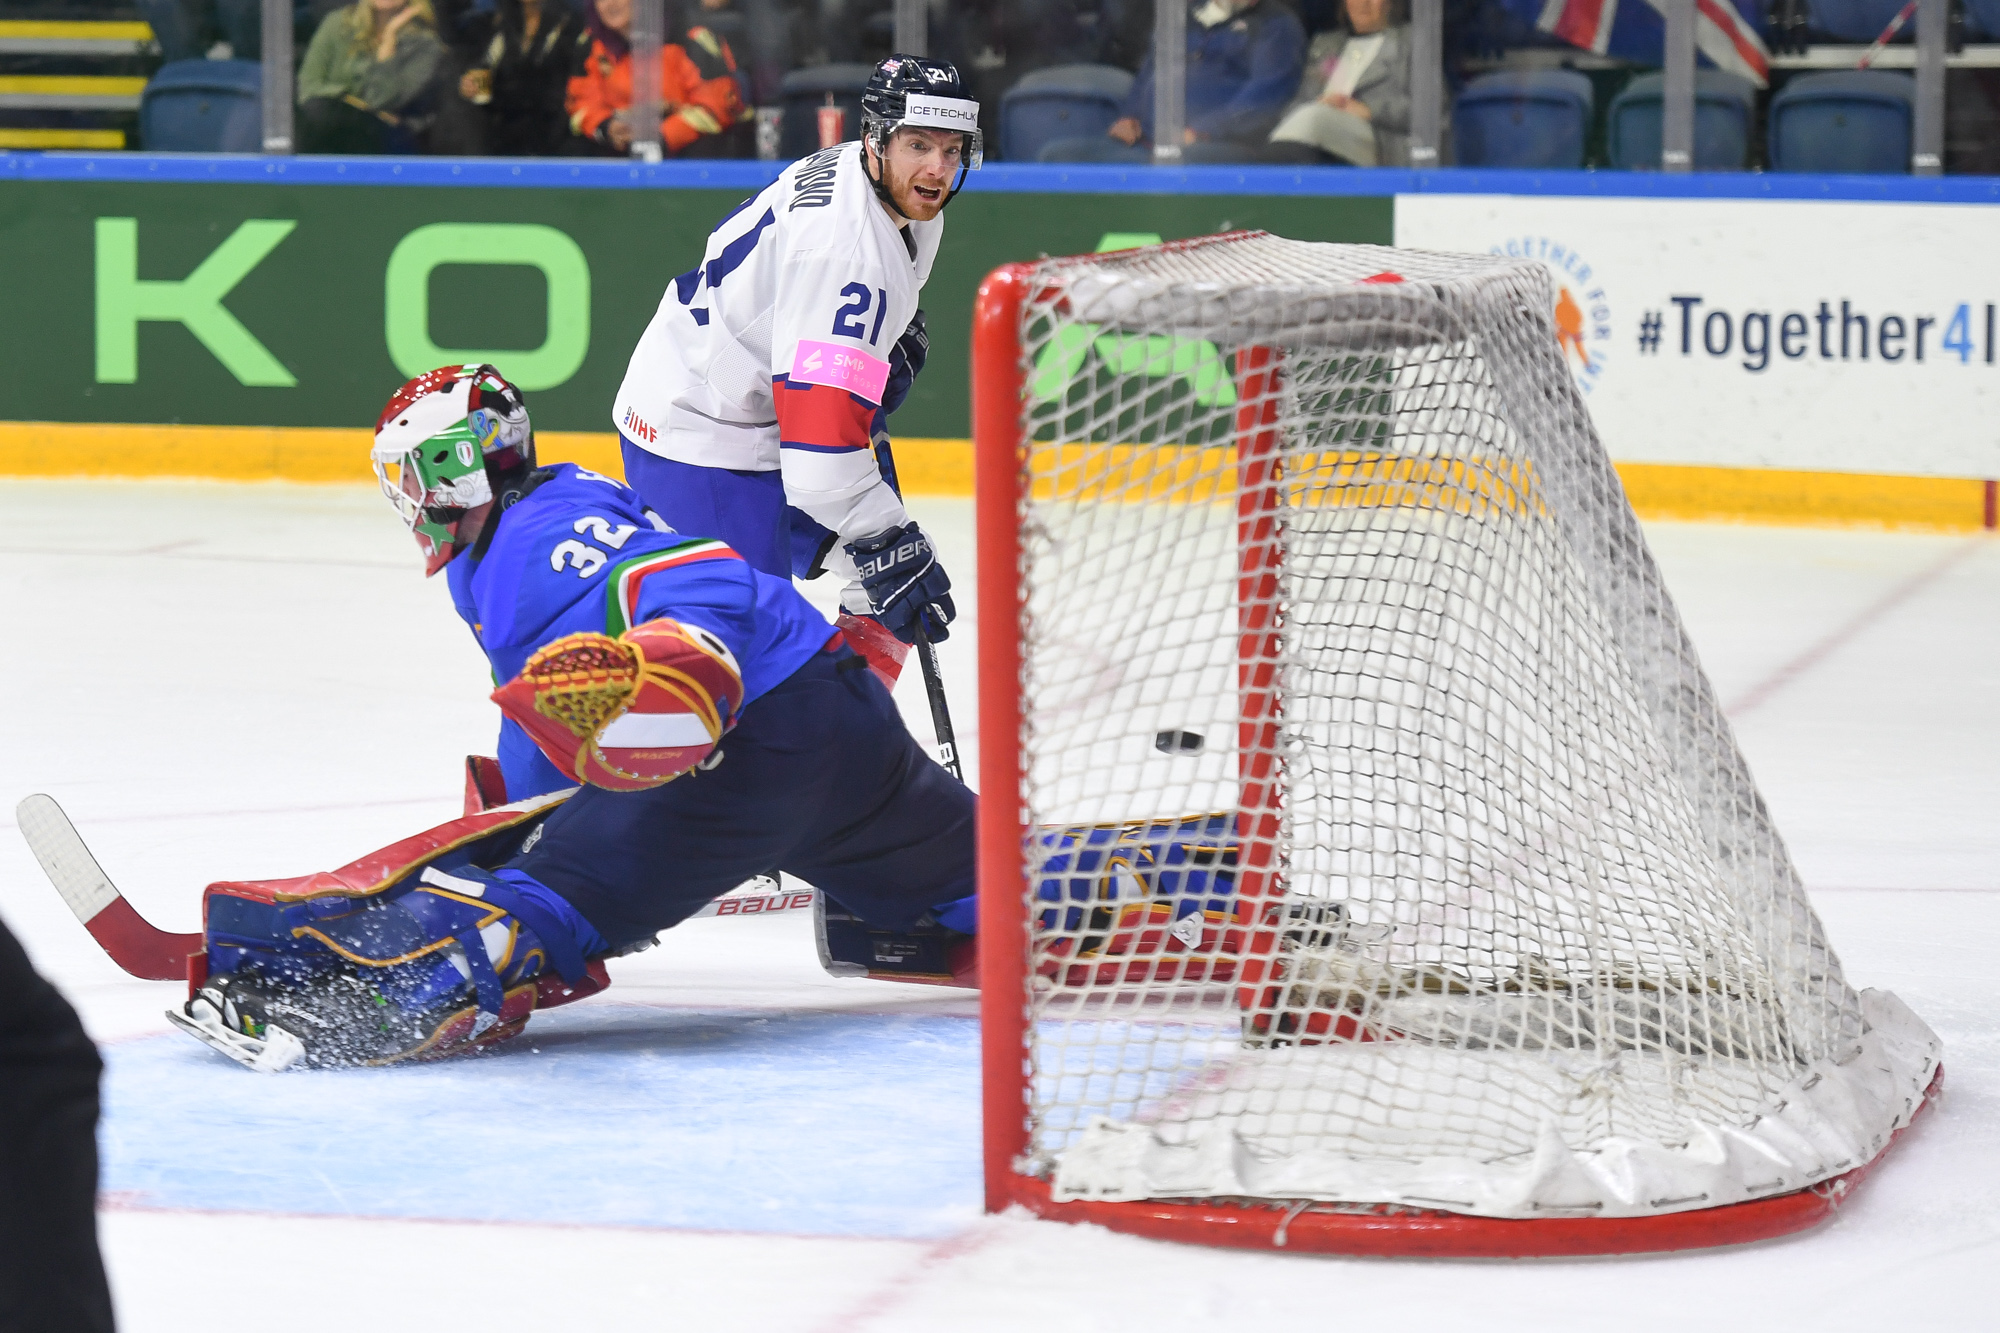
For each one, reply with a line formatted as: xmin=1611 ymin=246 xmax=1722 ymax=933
xmin=810 ymin=1225 xmax=999 ymax=1333
xmin=1726 ymin=539 xmax=1984 ymax=718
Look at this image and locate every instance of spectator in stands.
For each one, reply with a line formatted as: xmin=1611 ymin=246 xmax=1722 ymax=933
xmin=432 ymin=0 xmax=587 ymax=155
xmin=1038 ymin=0 xmax=1304 ymax=162
xmin=1263 ymin=0 xmax=1421 ymax=165
xmin=565 ymin=0 xmax=750 ymax=156
xmin=297 ymin=0 xmax=446 ymax=153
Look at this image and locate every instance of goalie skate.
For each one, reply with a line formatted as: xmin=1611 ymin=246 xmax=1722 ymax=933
xmin=171 ymin=966 xmax=542 ymax=1071
xmin=167 ymin=972 xmax=310 ymax=1072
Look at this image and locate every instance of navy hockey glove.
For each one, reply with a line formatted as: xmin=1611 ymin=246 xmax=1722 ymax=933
xmin=846 ymin=521 xmax=955 ymax=645
xmin=879 ymin=310 xmax=928 ymax=416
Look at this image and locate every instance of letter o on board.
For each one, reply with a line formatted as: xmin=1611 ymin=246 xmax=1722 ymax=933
xmin=384 ymin=223 xmax=590 ymax=390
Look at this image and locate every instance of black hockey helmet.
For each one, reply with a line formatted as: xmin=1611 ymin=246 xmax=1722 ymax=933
xmin=860 ymin=53 xmax=982 ymax=214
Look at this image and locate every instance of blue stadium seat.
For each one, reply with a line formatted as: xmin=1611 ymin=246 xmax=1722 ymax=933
xmin=778 ymin=63 xmax=872 ymax=161
xmin=138 ymin=58 xmax=262 ymax=152
xmin=1451 ymin=70 xmax=1594 ymax=169
xmin=1805 ymin=0 xmax=1910 ymax=41
xmin=1606 ymin=69 xmax=1756 ymax=170
xmin=140 ymin=59 xmax=262 ymax=153
xmin=999 ymin=64 xmax=1134 ymax=162
xmin=1768 ymin=70 xmax=1913 ymax=173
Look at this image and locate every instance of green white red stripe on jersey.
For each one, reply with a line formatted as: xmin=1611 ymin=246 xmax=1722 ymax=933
xmin=604 ymin=540 xmax=739 ymax=635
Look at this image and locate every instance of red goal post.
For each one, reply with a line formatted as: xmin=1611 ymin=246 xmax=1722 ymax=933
xmin=969 ymin=239 xmax=1941 ymax=1258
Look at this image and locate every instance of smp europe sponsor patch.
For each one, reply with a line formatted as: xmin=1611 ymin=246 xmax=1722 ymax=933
xmin=790 ymin=339 xmax=891 ymax=403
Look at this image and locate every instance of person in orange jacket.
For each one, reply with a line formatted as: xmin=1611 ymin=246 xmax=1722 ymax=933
xmin=567 ymin=0 xmax=747 ymax=155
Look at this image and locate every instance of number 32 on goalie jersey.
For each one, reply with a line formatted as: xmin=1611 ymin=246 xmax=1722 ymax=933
xmin=550 ymin=513 xmax=648 ymax=579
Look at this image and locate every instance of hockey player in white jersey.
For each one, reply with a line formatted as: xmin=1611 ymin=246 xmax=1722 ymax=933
xmin=613 ymin=53 xmax=980 ymax=646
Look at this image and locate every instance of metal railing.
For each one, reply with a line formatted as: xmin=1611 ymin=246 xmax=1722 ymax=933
xmin=260 ymin=0 xmax=291 ymax=153
xmin=225 ymin=0 xmax=1960 ymax=174
xmin=630 ymin=0 xmax=664 ymax=161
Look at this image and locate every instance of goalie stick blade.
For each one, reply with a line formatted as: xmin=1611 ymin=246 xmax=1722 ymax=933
xmin=15 ymin=794 xmax=202 ymax=981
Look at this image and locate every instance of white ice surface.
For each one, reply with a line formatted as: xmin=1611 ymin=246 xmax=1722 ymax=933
xmin=0 ymin=481 xmax=1994 ymax=1331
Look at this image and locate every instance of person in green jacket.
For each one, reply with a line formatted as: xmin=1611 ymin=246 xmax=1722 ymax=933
xmin=297 ymin=0 xmax=446 ymax=153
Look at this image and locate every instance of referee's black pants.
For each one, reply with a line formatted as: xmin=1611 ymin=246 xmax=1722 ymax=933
xmin=0 ymin=913 xmax=114 ymax=1332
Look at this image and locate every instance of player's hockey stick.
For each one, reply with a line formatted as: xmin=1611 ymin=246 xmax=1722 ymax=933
xmin=869 ymin=429 xmax=963 ymax=781
xmin=914 ymin=633 xmax=962 ymax=781
xmin=16 ymin=794 xmax=202 ymax=981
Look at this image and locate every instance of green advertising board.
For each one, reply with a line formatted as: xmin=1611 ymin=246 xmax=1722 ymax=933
xmin=0 ymin=161 xmax=1391 ymax=440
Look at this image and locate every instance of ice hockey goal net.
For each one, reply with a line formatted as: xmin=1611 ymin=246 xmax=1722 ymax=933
xmin=970 ymin=233 xmax=1941 ymax=1256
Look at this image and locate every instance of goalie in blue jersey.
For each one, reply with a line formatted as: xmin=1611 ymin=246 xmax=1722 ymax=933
xmin=170 ymin=365 xmax=977 ymax=1072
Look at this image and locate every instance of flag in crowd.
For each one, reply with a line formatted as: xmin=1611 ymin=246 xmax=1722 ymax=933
xmin=1531 ymin=0 xmax=1772 ymax=85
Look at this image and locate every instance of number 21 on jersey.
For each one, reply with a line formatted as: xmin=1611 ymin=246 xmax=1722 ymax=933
xmin=832 ymin=283 xmax=891 ymax=345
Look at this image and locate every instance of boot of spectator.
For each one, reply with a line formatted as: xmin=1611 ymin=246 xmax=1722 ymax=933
xmin=135 ymin=0 xmax=263 ymax=62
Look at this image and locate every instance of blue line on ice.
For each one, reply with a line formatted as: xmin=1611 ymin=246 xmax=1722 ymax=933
xmin=101 ymin=1004 xmax=983 ymax=1240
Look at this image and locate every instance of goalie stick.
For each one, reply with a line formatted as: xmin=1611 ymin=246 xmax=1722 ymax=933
xmin=16 ymin=794 xmax=816 ymax=987
xmin=16 ymin=794 xmax=201 ymax=982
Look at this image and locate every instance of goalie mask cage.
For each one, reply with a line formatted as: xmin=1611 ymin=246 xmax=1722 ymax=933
xmin=970 ymin=234 xmax=1941 ymax=1258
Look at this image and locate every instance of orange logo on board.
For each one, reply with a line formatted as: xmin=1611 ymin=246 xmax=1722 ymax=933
xmin=1555 ymin=288 xmax=1591 ymax=370
xmin=1486 ymin=235 xmax=1611 ymax=397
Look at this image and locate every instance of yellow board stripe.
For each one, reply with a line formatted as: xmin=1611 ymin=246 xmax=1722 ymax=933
xmin=0 ymin=422 xmax=1990 ymax=533
xmin=0 ymin=75 xmax=150 ymax=95
xmin=0 ymin=422 xmax=626 ymax=483
xmin=0 ymin=128 xmax=125 ymax=149
xmin=1615 ymin=462 xmax=1996 ymax=533
xmin=0 ymin=20 xmax=154 ymax=39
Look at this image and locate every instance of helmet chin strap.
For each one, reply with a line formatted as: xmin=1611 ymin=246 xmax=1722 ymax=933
xmin=864 ymin=130 xmax=972 ymax=218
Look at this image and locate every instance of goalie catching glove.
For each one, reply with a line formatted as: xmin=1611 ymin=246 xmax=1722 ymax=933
xmin=491 ymin=618 xmax=743 ymax=791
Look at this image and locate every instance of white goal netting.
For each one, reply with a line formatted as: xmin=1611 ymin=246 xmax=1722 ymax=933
xmin=1003 ymin=234 xmax=1939 ymax=1219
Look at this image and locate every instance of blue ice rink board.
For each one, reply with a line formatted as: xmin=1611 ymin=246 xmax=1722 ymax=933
xmin=11 ymin=151 xmax=2000 ymax=203
xmin=101 ymin=1005 xmax=983 ymax=1240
